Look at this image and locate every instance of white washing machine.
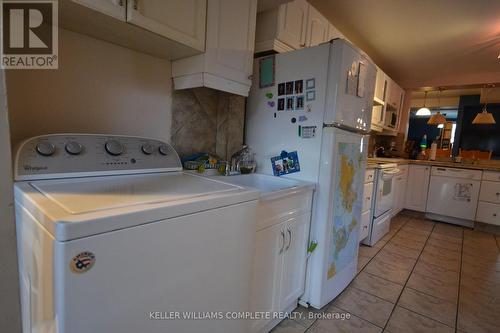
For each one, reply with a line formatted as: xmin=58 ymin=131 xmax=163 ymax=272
xmin=14 ymin=134 xmax=259 ymax=333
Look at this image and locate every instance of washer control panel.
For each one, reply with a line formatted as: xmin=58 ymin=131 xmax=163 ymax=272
xmin=15 ymin=134 xmax=182 ymax=180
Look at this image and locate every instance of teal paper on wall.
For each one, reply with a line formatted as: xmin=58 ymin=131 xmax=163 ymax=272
xmin=259 ymin=56 xmax=275 ymax=88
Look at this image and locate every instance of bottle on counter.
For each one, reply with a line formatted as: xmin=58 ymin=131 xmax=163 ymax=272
xmin=430 ymin=142 xmax=437 ymax=161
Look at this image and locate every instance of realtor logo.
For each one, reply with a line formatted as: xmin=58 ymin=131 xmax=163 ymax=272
xmin=1 ymin=0 xmax=58 ymax=69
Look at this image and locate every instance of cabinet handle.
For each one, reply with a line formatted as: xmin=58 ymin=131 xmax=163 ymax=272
xmin=493 ymin=213 xmax=497 ymax=217
xmin=285 ymin=226 xmax=292 ymax=252
xmin=247 ymin=75 xmax=253 ymax=80
xmin=118 ymin=0 xmax=124 ymax=6
xmin=496 ymin=192 xmax=499 ymax=196
xmin=279 ymin=230 xmax=285 ymax=254
xmin=299 ymin=43 xmax=306 ymax=47
xmin=133 ymin=0 xmax=138 ymax=10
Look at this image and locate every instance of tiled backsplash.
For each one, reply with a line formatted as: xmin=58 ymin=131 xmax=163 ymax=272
xmin=171 ymin=87 xmax=245 ymax=161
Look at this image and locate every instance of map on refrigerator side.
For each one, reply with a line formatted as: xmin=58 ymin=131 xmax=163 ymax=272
xmin=327 ymin=142 xmax=363 ymax=280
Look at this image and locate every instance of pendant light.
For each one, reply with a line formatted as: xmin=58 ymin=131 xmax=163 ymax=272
xmin=428 ymin=88 xmax=446 ymax=125
xmin=472 ymin=84 xmax=496 ymax=124
xmin=416 ymin=91 xmax=431 ymax=116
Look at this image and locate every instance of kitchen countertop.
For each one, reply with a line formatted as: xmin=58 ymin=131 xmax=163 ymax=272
xmin=368 ymin=157 xmax=500 ymax=172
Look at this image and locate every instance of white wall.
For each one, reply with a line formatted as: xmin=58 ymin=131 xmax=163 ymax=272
xmin=6 ymin=28 xmax=173 ymax=147
xmin=0 ymin=70 xmax=22 ymax=332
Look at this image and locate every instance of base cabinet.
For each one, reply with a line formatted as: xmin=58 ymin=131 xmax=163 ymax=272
xmin=404 ymin=165 xmax=430 ymax=212
xmin=251 ymin=212 xmax=311 ymax=333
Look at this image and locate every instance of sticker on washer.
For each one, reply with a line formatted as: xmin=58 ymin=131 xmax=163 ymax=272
xmin=70 ymin=251 xmax=96 ymax=273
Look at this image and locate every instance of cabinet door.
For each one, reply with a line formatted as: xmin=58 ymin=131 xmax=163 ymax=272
xmin=127 ymin=0 xmax=206 ymax=51
xmin=72 ymin=0 xmax=125 ymax=20
xmin=279 ymin=213 xmax=310 ymax=311
xmin=405 ymin=165 xmax=431 ymax=212
xmin=393 ymin=175 xmax=407 ymax=215
xmin=204 ymin=0 xmax=257 ymax=84
xmin=305 ymin=5 xmax=328 ymax=47
xmin=250 ymin=223 xmax=285 ymax=332
xmin=373 ymin=68 xmax=387 ymax=105
xmin=276 ymin=0 xmax=308 ymax=49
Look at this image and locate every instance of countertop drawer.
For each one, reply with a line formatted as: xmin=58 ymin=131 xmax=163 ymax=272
xmin=256 ymin=189 xmax=313 ymax=231
xmin=476 ymin=201 xmax=500 ymax=226
xmin=362 ymin=182 xmax=374 ymax=212
xmin=483 ymin=171 xmax=500 ymax=182
xmin=360 ymin=209 xmax=371 ymax=241
xmin=365 ymin=169 xmax=375 ymax=183
xmin=479 ymin=181 xmax=500 ymax=204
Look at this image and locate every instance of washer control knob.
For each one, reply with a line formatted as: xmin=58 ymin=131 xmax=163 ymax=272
xmin=65 ymin=141 xmax=83 ymax=155
xmin=105 ymin=140 xmax=123 ymax=156
xmin=158 ymin=145 xmax=169 ymax=156
xmin=141 ymin=144 xmax=153 ymax=155
xmin=36 ymin=142 xmax=56 ymax=156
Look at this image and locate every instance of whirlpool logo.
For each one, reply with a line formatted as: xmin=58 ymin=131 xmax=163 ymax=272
xmin=1 ymin=0 xmax=58 ymax=69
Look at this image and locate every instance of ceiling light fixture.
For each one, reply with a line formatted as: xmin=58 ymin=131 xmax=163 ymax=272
xmin=428 ymin=88 xmax=446 ymax=125
xmin=472 ymin=84 xmax=496 ymax=125
xmin=416 ymin=91 xmax=431 ymax=116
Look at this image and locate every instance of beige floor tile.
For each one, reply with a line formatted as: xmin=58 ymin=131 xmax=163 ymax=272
xmin=364 ymin=258 xmax=413 ymax=285
xmin=389 ymin=236 xmax=426 ymax=251
xmin=333 ymin=287 xmax=394 ymax=327
xmin=461 ymin=263 xmax=500 ymax=284
xmin=400 ymin=225 xmax=432 ymax=237
xmin=406 ymin=271 xmax=459 ymax=303
xmin=383 ymin=242 xmax=421 ymax=259
xmin=429 ymin=231 xmax=462 ymax=244
xmin=291 ymin=306 xmax=324 ymax=329
xmin=309 ymin=306 xmax=382 ymax=333
xmin=359 ymin=245 xmax=381 ymax=258
xmin=375 ymin=248 xmax=417 ymax=270
xmin=426 ymin=237 xmax=462 ymax=252
xmin=398 ymin=287 xmax=457 ymax=327
xmin=458 ymin=291 xmax=500 ymax=333
xmin=270 ymin=318 xmax=306 ymax=333
xmin=405 ymin=219 xmax=435 ymax=231
xmin=358 ymin=255 xmax=371 ymax=272
xmin=422 ymin=243 xmax=461 ymax=260
xmin=396 ymin=229 xmax=429 ymax=242
xmin=386 ymin=306 xmax=454 ymax=333
xmin=351 ymin=271 xmax=404 ymax=303
xmin=419 ymin=251 xmax=461 ymax=272
xmin=432 ymin=223 xmax=463 ymax=239
xmin=459 ymin=283 xmax=500 ymax=309
xmin=413 ymin=260 xmax=460 ymax=285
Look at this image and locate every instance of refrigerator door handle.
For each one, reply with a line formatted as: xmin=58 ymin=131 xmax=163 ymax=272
xmin=279 ymin=229 xmax=285 ymax=254
xmin=323 ymin=122 xmax=370 ymax=135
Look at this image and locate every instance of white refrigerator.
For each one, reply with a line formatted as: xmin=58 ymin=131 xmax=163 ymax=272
xmin=246 ymin=39 xmax=376 ymax=309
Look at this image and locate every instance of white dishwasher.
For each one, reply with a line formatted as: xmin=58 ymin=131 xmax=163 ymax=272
xmin=426 ymin=166 xmax=482 ymax=227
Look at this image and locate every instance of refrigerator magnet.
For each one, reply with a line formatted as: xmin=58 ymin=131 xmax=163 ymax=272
xmin=306 ymin=90 xmax=316 ymax=101
xmin=294 ymin=80 xmax=304 ymax=94
xmin=278 ymin=83 xmax=285 ymax=96
xmin=286 ymin=97 xmax=294 ymax=111
xmin=285 ymin=82 xmax=294 ymax=95
xmin=277 ymin=98 xmax=285 ymax=111
xmin=306 ymin=78 xmax=315 ymax=90
xmin=259 ymin=56 xmax=275 ymax=88
xmin=295 ymin=95 xmax=304 ymax=110
xmin=271 ymin=151 xmax=300 ymax=177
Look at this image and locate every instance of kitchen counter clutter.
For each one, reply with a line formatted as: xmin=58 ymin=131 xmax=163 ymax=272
xmin=368 ymin=157 xmax=500 ymax=227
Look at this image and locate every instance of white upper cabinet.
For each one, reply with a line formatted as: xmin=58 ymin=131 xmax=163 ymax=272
xmin=373 ymin=67 xmax=387 ymax=106
xmin=305 ymin=5 xmax=328 ymax=47
xmin=72 ymin=0 xmax=125 ymax=20
xmin=172 ymin=0 xmax=258 ymax=96
xmin=276 ymin=0 xmax=309 ymax=49
xmin=62 ymin=0 xmax=207 ymax=59
xmin=254 ymin=0 xmax=334 ymax=53
xmin=127 ymin=0 xmax=207 ymax=51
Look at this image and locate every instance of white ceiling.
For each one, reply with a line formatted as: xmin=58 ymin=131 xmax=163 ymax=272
xmin=309 ymin=0 xmax=500 ymax=89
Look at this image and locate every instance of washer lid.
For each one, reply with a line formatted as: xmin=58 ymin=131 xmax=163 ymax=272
xmin=15 ymin=172 xmax=259 ymax=241
xmin=31 ymin=172 xmax=239 ymax=214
